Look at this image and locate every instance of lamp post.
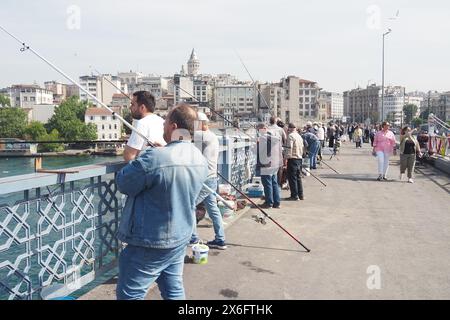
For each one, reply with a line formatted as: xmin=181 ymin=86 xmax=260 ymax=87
xmin=401 ymin=86 xmax=405 ymax=128
xmin=366 ymin=79 xmax=374 ymax=124
xmin=381 ymin=28 xmax=392 ymax=122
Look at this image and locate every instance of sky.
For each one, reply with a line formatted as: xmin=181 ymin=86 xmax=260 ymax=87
xmin=0 ymin=0 xmax=449 ymax=93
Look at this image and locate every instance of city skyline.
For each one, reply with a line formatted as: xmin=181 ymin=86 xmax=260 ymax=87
xmin=1 ymin=0 xmax=449 ymax=93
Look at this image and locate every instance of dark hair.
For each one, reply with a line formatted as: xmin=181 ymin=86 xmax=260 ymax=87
xmin=401 ymin=126 xmax=410 ymax=135
xmin=167 ymin=103 xmax=198 ymax=135
xmin=269 ymin=116 xmax=276 ymax=125
xmin=133 ymin=91 xmax=155 ymax=113
xmin=382 ymin=121 xmax=390 ymax=127
xmin=288 ymin=123 xmax=296 ymax=129
xmin=276 ymin=120 xmax=285 ymax=128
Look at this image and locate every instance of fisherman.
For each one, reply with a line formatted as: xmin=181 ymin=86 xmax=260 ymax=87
xmin=116 ymin=104 xmax=208 ymax=300
xmin=256 ymin=122 xmax=283 ymax=209
xmin=123 ymin=91 xmax=166 ymax=161
xmin=285 ymin=123 xmax=305 ymax=201
xmin=190 ymin=112 xmax=227 ymax=250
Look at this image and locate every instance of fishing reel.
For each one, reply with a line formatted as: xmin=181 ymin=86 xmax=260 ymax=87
xmin=252 ymin=214 xmax=267 ymax=225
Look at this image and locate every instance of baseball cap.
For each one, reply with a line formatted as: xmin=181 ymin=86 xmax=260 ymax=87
xmin=197 ymin=112 xmax=209 ymax=122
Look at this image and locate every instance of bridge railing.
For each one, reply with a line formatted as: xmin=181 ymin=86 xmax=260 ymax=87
xmin=0 ymin=138 xmax=256 ymax=300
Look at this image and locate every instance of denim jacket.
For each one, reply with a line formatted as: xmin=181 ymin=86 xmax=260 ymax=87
xmin=116 ymin=141 xmax=208 ymax=249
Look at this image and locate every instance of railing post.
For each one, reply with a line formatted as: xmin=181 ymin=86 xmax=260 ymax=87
xmin=219 ymin=135 xmax=233 ymax=184
xmin=34 ymin=157 xmax=42 ymax=172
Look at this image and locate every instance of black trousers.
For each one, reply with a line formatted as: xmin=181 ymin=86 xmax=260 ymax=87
xmin=287 ymin=158 xmax=304 ymax=198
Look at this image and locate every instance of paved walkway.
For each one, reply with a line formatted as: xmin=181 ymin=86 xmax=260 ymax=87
xmin=80 ymin=141 xmax=450 ymax=300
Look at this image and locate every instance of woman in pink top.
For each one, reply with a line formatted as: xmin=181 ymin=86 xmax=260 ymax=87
xmin=372 ymin=121 xmax=397 ymax=181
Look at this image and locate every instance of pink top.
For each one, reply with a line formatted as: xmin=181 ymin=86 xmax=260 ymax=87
xmin=373 ymin=130 xmax=396 ymax=154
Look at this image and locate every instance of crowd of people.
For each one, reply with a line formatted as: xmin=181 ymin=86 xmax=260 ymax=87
xmin=114 ymin=91 xmax=423 ymax=300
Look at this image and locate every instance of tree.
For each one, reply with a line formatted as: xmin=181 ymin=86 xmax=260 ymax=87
xmin=23 ymin=121 xmax=47 ymax=140
xmin=122 ymin=108 xmax=133 ymax=135
xmin=46 ymin=96 xmax=97 ymax=140
xmin=385 ymin=111 xmax=395 ymax=124
xmin=0 ymin=94 xmax=11 ymax=108
xmin=411 ymin=117 xmax=424 ymax=128
xmin=403 ymin=104 xmax=418 ymax=125
xmin=0 ymin=107 xmax=27 ymax=138
xmin=39 ymin=129 xmax=64 ymax=152
xmin=419 ymin=109 xmax=430 ymax=120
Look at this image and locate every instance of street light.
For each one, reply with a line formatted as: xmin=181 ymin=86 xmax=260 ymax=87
xmin=381 ymin=28 xmax=392 ymax=122
xmin=366 ymin=79 xmax=374 ymax=124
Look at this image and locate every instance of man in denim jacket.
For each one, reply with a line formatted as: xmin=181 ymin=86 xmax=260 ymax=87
xmin=115 ymin=104 xmax=208 ymax=300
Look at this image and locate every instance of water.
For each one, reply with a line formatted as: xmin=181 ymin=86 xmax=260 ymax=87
xmin=0 ymin=155 xmax=123 ymax=179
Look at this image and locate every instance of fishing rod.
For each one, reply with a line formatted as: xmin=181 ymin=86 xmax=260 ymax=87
xmin=320 ymin=159 xmax=340 ymax=174
xmin=0 ymin=25 xmax=146 ymax=143
xmin=0 ymin=25 xmax=236 ymax=210
xmin=304 ymin=167 xmax=327 ymax=187
xmin=235 ymin=51 xmax=271 ymax=112
xmin=217 ymin=172 xmax=310 ymax=252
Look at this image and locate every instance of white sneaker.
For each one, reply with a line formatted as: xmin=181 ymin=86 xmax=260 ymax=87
xmin=408 ymin=178 xmax=414 ymax=183
xmin=399 ymin=174 xmax=404 ymax=181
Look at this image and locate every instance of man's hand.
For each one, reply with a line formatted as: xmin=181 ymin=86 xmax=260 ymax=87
xmin=151 ymin=141 xmax=164 ymax=147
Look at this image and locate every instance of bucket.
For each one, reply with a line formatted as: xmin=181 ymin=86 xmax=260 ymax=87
xmin=192 ymin=242 xmax=209 ymax=265
xmin=218 ymin=200 xmax=235 ymax=218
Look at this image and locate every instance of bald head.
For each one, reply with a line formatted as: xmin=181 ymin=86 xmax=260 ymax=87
xmin=164 ymin=103 xmax=198 ymax=143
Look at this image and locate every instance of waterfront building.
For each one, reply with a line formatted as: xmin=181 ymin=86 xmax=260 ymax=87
xmin=134 ymin=76 xmax=169 ymax=100
xmin=344 ymin=85 xmax=381 ymax=124
xmin=214 ymin=85 xmax=256 ymax=117
xmin=85 ymin=107 xmax=122 ymax=140
xmin=79 ymin=75 xmax=126 ymax=106
xmin=7 ymin=84 xmax=54 ymax=108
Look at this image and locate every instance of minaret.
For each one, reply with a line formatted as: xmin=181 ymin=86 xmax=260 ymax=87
xmin=187 ymin=48 xmax=200 ymax=76
xmin=180 ymin=64 xmax=186 ymax=76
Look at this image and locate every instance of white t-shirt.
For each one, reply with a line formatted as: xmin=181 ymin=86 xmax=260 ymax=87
xmin=127 ymin=114 xmax=166 ymax=151
xmin=193 ymin=130 xmax=219 ymax=177
xmin=317 ymin=127 xmax=325 ymax=140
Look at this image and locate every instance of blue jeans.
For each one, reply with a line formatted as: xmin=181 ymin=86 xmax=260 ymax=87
xmin=116 ymin=244 xmax=187 ymax=300
xmin=191 ymin=177 xmax=225 ymax=242
xmin=309 ymin=141 xmax=320 ymax=169
xmin=261 ymin=174 xmax=281 ymax=207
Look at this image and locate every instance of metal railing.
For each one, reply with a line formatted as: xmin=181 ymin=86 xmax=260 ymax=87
xmin=0 ymin=138 xmax=256 ymax=300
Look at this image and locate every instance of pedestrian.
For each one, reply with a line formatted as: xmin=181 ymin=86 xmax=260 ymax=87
xmin=277 ymin=119 xmax=289 ymax=190
xmin=364 ymin=126 xmax=370 ymax=143
xmin=123 ymin=91 xmax=166 ymax=161
xmin=328 ymin=124 xmax=336 ymax=148
xmin=353 ymin=124 xmax=363 ymax=148
xmin=190 ymin=112 xmax=227 ymax=250
xmin=316 ymin=122 xmax=325 ymax=161
xmin=302 ymin=130 xmax=321 ymax=170
xmin=268 ymin=116 xmax=287 ymax=145
xmin=369 ymin=126 xmax=376 ymax=146
xmin=268 ymin=117 xmax=287 ymax=187
xmin=256 ymin=122 xmax=283 ymax=209
xmin=115 ymin=104 xmax=208 ymax=300
xmin=372 ymin=121 xmax=397 ymax=181
xmin=285 ymin=123 xmax=305 ymax=201
xmin=399 ymin=126 xmax=421 ymax=183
